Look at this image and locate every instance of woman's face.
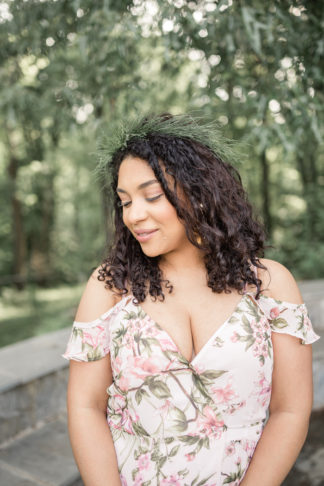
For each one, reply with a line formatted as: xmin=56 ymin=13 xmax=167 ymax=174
xmin=117 ymin=156 xmax=191 ymax=258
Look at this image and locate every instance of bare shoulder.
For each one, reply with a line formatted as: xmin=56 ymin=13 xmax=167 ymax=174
xmin=74 ymin=265 xmax=122 ymax=322
xmin=257 ymin=258 xmax=304 ymax=305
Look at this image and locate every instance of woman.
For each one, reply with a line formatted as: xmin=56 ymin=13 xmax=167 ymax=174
xmin=63 ymin=114 xmax=319 ymax=486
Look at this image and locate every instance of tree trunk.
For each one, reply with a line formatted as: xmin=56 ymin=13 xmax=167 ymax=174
xmin=29 ymin=172 xmax=56 ymax=286
xmin=7 ymin=154 xmax=26 ymax=290
xmin=297 ymin=149 xmax=319 ymax=242
xmin=260 ymin=149 xmax=272 ymax=239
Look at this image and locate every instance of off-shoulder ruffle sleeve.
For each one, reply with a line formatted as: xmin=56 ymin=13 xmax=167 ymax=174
xmin=62 ymin=297 xmax=127 ymax=362
xmin=257 ymin=295 xmax=320 ymax=345
xmin=62 ymin=318 xmax=110 ymax=362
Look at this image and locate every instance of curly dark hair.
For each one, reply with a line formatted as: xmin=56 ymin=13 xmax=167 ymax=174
xmin=98 ymin=114 xmax=268 ymax=302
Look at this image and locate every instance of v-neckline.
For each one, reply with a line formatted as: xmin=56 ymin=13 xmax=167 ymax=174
xmin=126 ymin=292 xmax=256 ymax=367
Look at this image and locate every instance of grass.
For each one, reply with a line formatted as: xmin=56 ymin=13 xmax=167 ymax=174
xmin=0 ymin=283 xmax=85 ymax=348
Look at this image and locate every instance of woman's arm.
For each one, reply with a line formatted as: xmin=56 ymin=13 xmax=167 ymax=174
xmin=240 ymin=259 xmax=314 ymax=486
xmin=240 ymin=333 xmax=312 ymax=485
xmin=66 ymin=268 xmax=122 ymax=486
xmin=68 ymin=358 xmax=121 ymax=486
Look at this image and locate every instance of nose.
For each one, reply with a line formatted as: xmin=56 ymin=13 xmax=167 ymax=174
xmin=124 ymin=198 xmax=148 ymax=225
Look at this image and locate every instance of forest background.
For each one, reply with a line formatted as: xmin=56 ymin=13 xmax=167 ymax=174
xmin=0 ymin=0 xmax=323 ymax=346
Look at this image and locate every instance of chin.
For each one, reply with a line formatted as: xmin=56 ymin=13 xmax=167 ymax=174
xmin=139 ymin=244 xmax=166 ymax=258
xmin=141 ymin=249 xmax=162 ymax=258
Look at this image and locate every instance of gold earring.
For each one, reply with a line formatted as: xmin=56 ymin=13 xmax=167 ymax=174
xmin=194 ymin=232 xmax=202 ymax=245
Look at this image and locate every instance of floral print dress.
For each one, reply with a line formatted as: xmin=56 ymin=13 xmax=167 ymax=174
xmin=63 ymin=290 xmax=319 ymax=486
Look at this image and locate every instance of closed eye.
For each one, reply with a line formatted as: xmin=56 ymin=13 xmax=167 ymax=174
xmin=118 ymin=200 xmax=131 ymax=208
xmin=146 ymin=194 xmax=164 ymax=202
xmin=118 ymin=194 xmax=163 ymax=208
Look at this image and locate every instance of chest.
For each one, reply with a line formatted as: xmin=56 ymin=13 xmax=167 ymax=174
xmin=137 ymin=287 xmax=247 ymax=362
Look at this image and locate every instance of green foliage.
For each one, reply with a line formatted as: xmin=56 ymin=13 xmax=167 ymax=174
xmin=0 ymin=283 xmax=84 ymax=347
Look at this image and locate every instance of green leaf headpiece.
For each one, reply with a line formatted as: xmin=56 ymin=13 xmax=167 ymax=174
xmin=94 ymin=113 xmax=241 ymax=189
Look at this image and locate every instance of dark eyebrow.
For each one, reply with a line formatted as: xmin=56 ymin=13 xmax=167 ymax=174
xmin=116 ymin=179 xmax=160 ymax=194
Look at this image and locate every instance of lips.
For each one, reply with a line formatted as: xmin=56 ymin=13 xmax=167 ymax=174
xmin=134 ymin=229 xmax=157 ymax=236
xmin=134 ymin=229 xmax=158 ymax=242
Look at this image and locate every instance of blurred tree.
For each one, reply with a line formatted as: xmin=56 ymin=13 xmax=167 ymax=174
xmin=0 ymin=1 xmax=140 ymax=285
xmin=0 ymin=0 xmax=323 ymax=290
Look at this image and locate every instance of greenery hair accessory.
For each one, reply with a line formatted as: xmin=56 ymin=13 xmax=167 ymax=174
xmin=94 ymin=113 xmax=242 ymax=189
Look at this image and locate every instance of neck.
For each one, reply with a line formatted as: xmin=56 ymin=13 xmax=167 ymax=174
xmin=159 ymin=244 xmax=206 ymax=280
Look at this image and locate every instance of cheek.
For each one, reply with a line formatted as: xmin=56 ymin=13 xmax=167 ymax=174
xmin=156 ymin=201 xmax=181 ymax=227
xmin=159 ymin=205 xmax=187 ymax=238
xmin=159 ymin=204 xmax=178 ymax=222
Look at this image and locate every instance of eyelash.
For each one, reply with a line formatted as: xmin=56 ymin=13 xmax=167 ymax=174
xmin=118 ymin=194 xmax=163 ymax=208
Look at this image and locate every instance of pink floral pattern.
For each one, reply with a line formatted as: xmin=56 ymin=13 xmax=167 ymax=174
xmin=63 ymin=292 xmax=319 ymax=485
